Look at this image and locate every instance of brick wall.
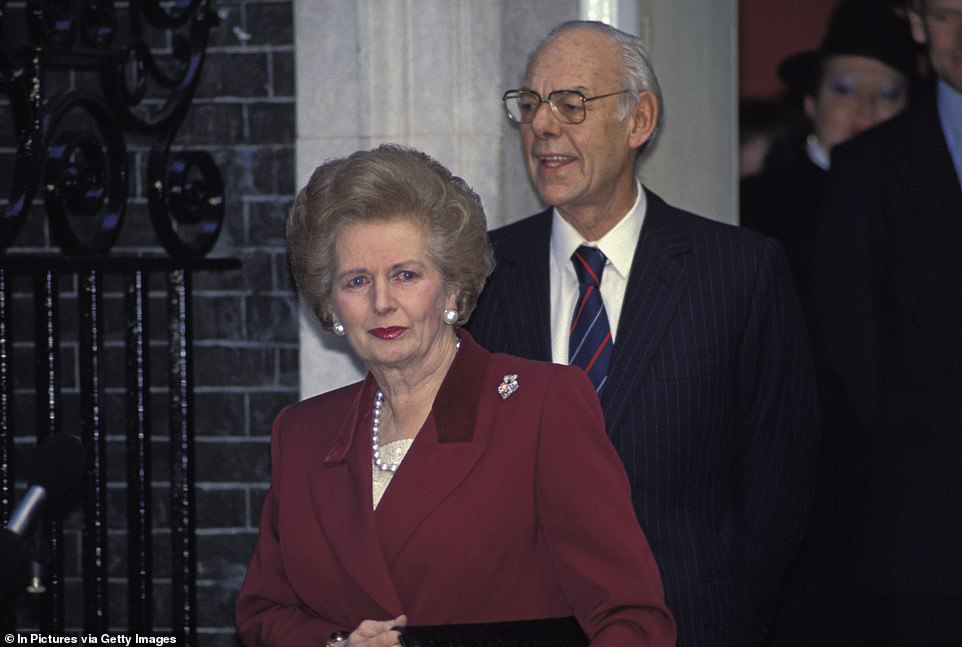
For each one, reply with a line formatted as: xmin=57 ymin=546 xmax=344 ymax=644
xmin=189 ymin=4 xmax=296 ymax=641
xmin=0 ymin=1 xmax=297 ymax=644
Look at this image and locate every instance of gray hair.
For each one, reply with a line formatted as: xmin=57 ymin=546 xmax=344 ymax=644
xmin=287 ymin=144 xmax=493 ymax=331
xmin=530 ymin=20 xmax=664 ymax=143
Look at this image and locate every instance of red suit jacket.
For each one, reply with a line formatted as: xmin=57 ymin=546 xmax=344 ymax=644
xmin=236 ymin=332 xmax=675 ymax=646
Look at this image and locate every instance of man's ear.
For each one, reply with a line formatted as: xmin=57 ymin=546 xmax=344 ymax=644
xmin=628 ymin=91 xmax=659 ymax=150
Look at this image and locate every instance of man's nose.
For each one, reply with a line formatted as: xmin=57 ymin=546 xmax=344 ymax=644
xmin=529 ymin=100 xmax=561 ymax=137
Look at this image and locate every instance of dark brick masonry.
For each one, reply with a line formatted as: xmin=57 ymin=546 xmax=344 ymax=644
xmin=1 ymin=1 xmax=297 ymax=644
xmin=165 ymin=2 xmax=298 ymax=642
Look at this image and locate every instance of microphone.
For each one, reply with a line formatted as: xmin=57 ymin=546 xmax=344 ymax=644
xmin=1 ymin=434 xmax=85 ymax=598
xmin=6 ymin=433 xmax=85 ymax=535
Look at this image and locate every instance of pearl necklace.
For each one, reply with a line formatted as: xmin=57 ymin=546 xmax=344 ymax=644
xmin=372 ymin=337 xmax=461 ymax=473
xmin=370 ymin=389 xmax=398 ymax=473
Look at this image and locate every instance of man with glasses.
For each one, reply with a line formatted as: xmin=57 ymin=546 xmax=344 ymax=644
xmin=468 ymin=20 xmax=818 ymax=647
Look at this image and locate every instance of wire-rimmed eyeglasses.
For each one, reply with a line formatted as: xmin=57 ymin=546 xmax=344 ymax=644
xmin=502 ymin=88 xmax=632 ymax=125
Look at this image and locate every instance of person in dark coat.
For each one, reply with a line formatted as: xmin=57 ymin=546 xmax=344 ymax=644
xmin=741 ymin=0 xmax=921 ymax=298
xmin=806 ymin=0 xmax=962 ymax=643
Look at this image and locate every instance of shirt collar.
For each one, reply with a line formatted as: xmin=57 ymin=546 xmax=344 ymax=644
xmin=805 ymin=133 xmax=831 ymax=171
xmin=937 ymin=79 xmax=962 ymax=180
xmin=550 ymin=180 xmax=646 ymax=281
xmin=937 ymin=79 xmax=962 ymax=136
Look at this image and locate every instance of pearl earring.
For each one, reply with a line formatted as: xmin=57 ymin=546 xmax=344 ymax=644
xmin=443 ymin=309 xmax=459 ymax=325
xmin=332 ymin=321 xmax=346 ymax=336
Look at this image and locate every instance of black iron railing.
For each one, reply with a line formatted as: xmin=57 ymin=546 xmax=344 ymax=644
xmin=1 ymin=2 xmax=237 ymax=642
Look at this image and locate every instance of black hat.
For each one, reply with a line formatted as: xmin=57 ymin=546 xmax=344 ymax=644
xmin=778 ymin=0 xmax=920 ymax=95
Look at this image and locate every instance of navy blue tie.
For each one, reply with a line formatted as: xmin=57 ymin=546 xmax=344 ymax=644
xmin=569 ymin=246 xmax=612 ymax=394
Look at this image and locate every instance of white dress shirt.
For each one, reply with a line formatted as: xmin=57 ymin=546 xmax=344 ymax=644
xmin=937 ymin=79 xmax=962 ymax=186
xmin=549 ymin=181 xmax=647 ymax=365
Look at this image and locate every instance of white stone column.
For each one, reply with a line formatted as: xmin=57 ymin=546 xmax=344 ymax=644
xmin=635 ymin=0 xmax=739 ymax=222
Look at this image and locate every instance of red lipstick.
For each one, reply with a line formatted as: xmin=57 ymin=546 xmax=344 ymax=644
xmin=369 ymin=327 xmax=407 ymax=339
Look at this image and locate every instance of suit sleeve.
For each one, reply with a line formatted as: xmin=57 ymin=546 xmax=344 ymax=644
xmin=535 ymin=367 xmax=676 ymax=647
xmin=734 ymin=237 xmax=820 ymax=633
xmin=235 ymin=410 xmax=339 ymax=646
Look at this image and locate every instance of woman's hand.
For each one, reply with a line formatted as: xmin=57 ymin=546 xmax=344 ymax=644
xmin=347 ymin=614 xmax=408 ymax=646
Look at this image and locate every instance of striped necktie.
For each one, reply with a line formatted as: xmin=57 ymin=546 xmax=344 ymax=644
xmin=569 ymin=245 xmax=613 ymax=394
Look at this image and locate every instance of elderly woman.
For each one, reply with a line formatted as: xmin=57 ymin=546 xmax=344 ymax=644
xmin=235 ymin=145 xmax=674 ymax=646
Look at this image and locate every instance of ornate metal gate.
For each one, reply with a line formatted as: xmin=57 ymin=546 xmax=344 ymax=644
xmin=1 ymin=2 xmax=238 ymax=642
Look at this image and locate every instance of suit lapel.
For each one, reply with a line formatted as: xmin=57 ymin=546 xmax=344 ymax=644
xmin=307 ymin=378 xmax=404 ymax=616
xmin=602 ymin=191 xmax=691 ymax=435
xmin=373 ymin=332 xmax=489 ymax=564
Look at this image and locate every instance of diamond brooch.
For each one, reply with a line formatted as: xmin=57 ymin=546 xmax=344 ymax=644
xmin=498 ymin=374 xmax=519 ymax=400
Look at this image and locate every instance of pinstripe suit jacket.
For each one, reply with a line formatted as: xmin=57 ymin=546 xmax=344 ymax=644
xmin=467 ymin=189 xmax=820 ymax=647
